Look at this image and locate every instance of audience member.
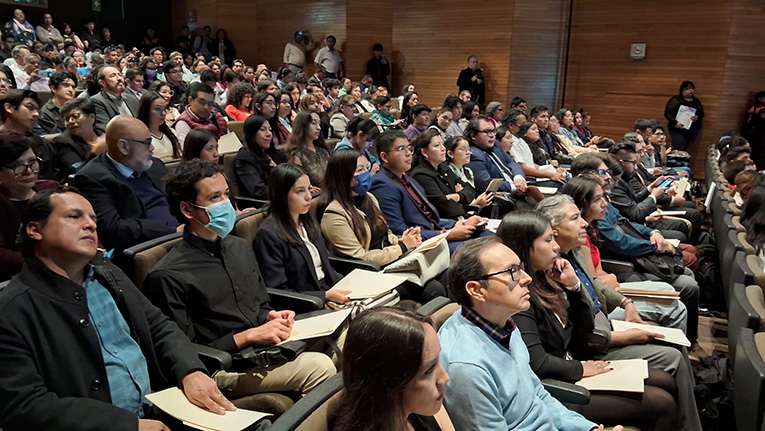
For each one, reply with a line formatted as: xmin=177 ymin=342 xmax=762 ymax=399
xmin=124 ymin=67 xmax=145 ymax=99
xmin=284 ymin=110 xmax=330 ymax=188
xmin=329 ymin=94 xmax=357 ymax=138
xmin=0 ymin=185 xmax=236 ymax=430
xmin=331 ymin=116 xmax=380 ymax=171
xmin=236 ymin=114 xmax=287 ymax=200
xmin=510 ymin=96 xmax=527 ymax=114
xmin=0 ymin=34 xmax=14 ymax=61
xmin=213 ymin=29 xmax=236 ymax=64
xmin=439 ymin=236 xmax=613 ymax=431
xmin=182 ymin=128 xmax=219 ymax=163
xmin=276 ymin=90 xmax=293 ymax=143
xmin=73 ymin=116 xmax=180 ymax=252
xmin=61 ymin=22 xmax=84 ymax=51
xmin=734 ymin=170 xmax=761 ymax=203
xmin=399 ymin=91 xmax=419 ymax=127
xmin=143 ymin=159 xmax=336 ymax=400
xmin=162 ymin=60 xmax=185 ymax=105
xmin=91 ymin=66 xmax=136 ymax=135
xmin=485 ymin=101 xmax=503 ymax=128
xmin=366 ymin=43 xmax=390 ymax=89
xmin=0 ymin=89 xmax=54 ymax=179
xmin=15 ymin=53 xmax=48 ymax=91
xmin=80 ymin=20 xmax=100 ymax=51
xmin=456 ymin=55 xmax=485 ymax=105
xmin=405 ymin=103 xmax=432 ymax=143
xmin=465 ymin=116 xmax=527 ymax=195
xmin=459 ymin=100 xmax=480 ymax=130
xmin=137 ymin=91 xmax=181 ymax=160
xmin=458 ymin=89 xmax=472 ymax=104
xmin=52 ymin=98 xmax=104 ymax=179
xmin=314 ymin=35 xmax=343 ymax=79
xmin=0 ymin=131 xmax=57 ymax=281
xmin=3 ymin=9 xmax=35 ymax=48
xmin=442 ymin=94 xmax=464 ymax=137
xmin=193 ymin=26 xmax=213 ymax=61
xmin=333 ymin=307 xmax=452 ymax=431
xmin=174 ymin=82 xmax=228 ymax=144
xmin=428 ymin=107 xmax=453 ymax=141
xmin=4 ymin=44 xmax=28 ymax=76
xmin=370 ymin=95 xmax=404 ymax=131
xmin=283 ymin=30 xmax=315 ymax=74
xmin=224 ymin=81 xmax=254 ymax=121
xmin=100 ymin=27 xmax=114 ymax=47
xmin=38 ymin=70 xmax=75 ymax=133
xmin=664 ymin=81 xmax=703 ymax=151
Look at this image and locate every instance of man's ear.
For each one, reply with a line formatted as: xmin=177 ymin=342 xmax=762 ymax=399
xmin=26 ymin=221 xmax=43 ymax=242
xmin=116 ymin=139 xmax=130 ymax=156
xmin=465 ymin=280 xmax=486 ymax=304
xmin=552 ymin=226 xmax=559 ymax=237
xmin=378 ymin=151 xmax=389 ymax=165
xmin=179 ymin=201 xmax=196 ymax=222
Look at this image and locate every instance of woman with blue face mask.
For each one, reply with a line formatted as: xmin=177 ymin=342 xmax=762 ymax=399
xmin=331 ymin=117 xmax=381 ymax=176
xmin=253 ymin=163 xmax=350 ymax=305
xmin=410 ymin=129 xmax=492 ymax=219
xmin=317 ymin=149 xmax=422 ymax=267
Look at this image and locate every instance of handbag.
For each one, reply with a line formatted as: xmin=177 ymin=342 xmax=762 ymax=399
xmin=614 ymin=218 xmax=685 ymax=282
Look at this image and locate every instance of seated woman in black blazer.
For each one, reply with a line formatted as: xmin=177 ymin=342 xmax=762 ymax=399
xmin=409 ymin=130 xmax=491 ymax=219
xmin=497 ymin=209 xmax=680 ymax=431
xmin=254 ymin=163 xmax=351 ymax=305
xmin=235 ymin=114 xmax=287 ymax=200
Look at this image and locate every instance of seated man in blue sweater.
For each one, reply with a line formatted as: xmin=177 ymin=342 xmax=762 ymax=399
xmin=370 ymin=129 xmax=486 ymax=253
xmin=438 ymin=236 xmax=619 ymax=431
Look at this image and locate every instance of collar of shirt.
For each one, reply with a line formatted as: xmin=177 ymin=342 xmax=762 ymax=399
xmin=461 ymin=306 xmax=516 ymax=349
xmin=183 ymin=228 xmax=223 ymax=257
xmin=106 ymin=153 xmax=136 ymax=178
xmin=103 ymin=90 xmax=123 ymax=103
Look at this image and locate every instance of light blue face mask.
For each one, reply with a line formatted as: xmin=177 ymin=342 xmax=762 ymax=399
xmin=191 ymin=198 xmax=236 ymax=237
xmin=352 ymin=171 xmax=372 ymax=196
xmin=364 ymin=140 xmax=375 ymax=150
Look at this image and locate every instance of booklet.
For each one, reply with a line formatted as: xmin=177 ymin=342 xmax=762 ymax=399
xmin=146 ymin=387 xmax=270 ymax=431
xmin=675 ymin=105 xmax=696 ymax=130
xmin=576 ymin=359 xmax=648 ymax=393
xmin=611 ymin=320 xmax=691 ymax=347
xmin=278 ymin=309 xmax=352 ymax=345
xmin=329 ymin=269 xmax=408 ymax=300
xmin=217 ymin=132 xmax=243 ymax=154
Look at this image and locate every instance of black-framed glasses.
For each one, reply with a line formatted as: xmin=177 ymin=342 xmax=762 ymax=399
xmin=4 ymin=157 xmax=42 ymax=176
xmin=478 ymin=129 xmax=496 ymax=135
xmin=596 ymin=169 xmax=611 ymax=176
xmin=124 ymin=138 xmax=152 ymax=148
xmin=479 ymin=264 xmax=524 ymax=282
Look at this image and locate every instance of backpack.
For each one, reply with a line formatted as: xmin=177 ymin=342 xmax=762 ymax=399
xmin=693 ymin=354 xmax=734 ymax=431
xmin=695 ymin=230 xmax=724 ymax=311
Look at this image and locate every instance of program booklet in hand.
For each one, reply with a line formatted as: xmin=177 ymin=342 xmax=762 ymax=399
xmin=675 ymin=105 xmax=696 ymax=130
xmin=611 ymin=320 xmax=691 ymax=347
xmin=146 ymin=387 xmax=270 ymax=431
xmin=278 ymin=308 xmax=352 ymax=344
xmin=329 ymin=269 xmax=408 ymax=300
xmin=576 ymin=359 xmax=648 ymax=393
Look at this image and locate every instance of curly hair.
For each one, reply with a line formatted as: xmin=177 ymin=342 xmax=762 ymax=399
xmin=226 ymin=82 xmax=255 ymax=110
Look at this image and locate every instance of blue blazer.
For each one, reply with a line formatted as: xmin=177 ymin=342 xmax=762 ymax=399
xmin=370 ymin=168 xmax=455 ymax=239
xmin=467 ymin=143 xmax=525 ymax=194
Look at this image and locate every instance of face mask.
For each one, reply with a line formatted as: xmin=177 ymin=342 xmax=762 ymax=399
xmin=145 ymin=69 xmax=157 ymax=79
xmin=192 ymin=198 xmax=236 ymax=237
xmin=352 ymin=171 xmax=372 ymax=196
xmin=364 ymin=140 xmax=374 ymax=150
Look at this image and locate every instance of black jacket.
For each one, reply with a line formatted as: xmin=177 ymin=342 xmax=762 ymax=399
xmin=610 ymin=178 xmax=656 ymax=223
xmin=52 ymin=131 xmax=94 ymax=180
xmin=0 ymin=256 xmax=205 ymax=431
xmin=235 ymin=146 xmax=286 ymax=200
xmin=409 ymin=160 xmax=477 ymax=219
xmin=73 ymin=153 xmax=176 ymax=252
xmin=254 ymin=220 xmax=342 ymax=301
xmin=456 ymin=67 xmax=485 ymax=104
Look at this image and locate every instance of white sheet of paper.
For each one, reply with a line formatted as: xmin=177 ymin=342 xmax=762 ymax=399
xmin=666 ymin=239 xmax=681 ymax=247
xmin=146 ymin=387 xmax=270 ymax=431
xmin=704 ymin=182 xmax=717 ymax=209
xmin=412 ymin=231 xmax=449 ymax=253
xmin=675 ymin=105 xmax=696 ymax=130
xmin=611 ymin=320 xmax=691 ymax=347
xmin=676 ymin=178 xmax=690 ymax=196
xmin=217 ymin=132 xmax=243 ymax=154
xmin=485 ymin=219 xmax=502 ymax=232
xmin=576 ymin=359 xmax=648 ymax=393
xmin=329 ymin=269 xmax=407 ymax=300
xmin=537 ymin=186 xmax=558 ymax=195
xmin=658 ymin=210 xmax=686 ymax=216
xmin=278 ymin=309 xmax=352 ymax=344
xmin=734 ymin=193 xmax=743 ymax=207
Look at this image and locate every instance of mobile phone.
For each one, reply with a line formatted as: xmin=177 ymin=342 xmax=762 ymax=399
xmin=271 ymin=71 xmax=278 ymax=80
xmin=38 ymin=70 xmax=54 ymax=78
xmin=486 ymin=178 xmax=503 ymax=194
xmin=77 ymin=67 xmax=91 ymax=76
xmin=658 ymin=178 xmax=674 ymax=188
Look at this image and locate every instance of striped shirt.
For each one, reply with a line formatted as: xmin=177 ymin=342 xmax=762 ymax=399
xmin=461 ymin=306 xmax=516 ymax=349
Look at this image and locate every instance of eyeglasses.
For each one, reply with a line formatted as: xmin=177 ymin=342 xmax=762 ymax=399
xmin=4 ymin=157 xmax=42 ymax=176
xmin=596 ymin=169 xmax=611 ymax=176
xmin=393 ymin=145 xmax=414 ymax=154
xmin=124 ymin=138 xmax=152 ymax=147
xmin=22 ymin=103 xmax=39 ymax=112
xmin=621 ymin=160 xmax=637 ymax=166
xmin=477 ymin=129 xmax=496 ymax=135
xmin=0 ymin=78 xmax=11 ymax=86
xmin=160 ymin=89 xmax=174 ymax=96
xmin=167 ymin=69 xmax=182 ymax=75
xmin=479 ymin=264 xmax=525 ymax=283
xmin=457 ymin=147 xmax=472 ymax=154
xmin=193 ymin=98 xmax=214 ymax=107
xmin=341 ymin=104 xmax=357 ymax=110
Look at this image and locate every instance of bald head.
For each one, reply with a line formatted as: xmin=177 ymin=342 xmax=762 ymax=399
xmin=106 ymin=116 xmax=154 ymax=171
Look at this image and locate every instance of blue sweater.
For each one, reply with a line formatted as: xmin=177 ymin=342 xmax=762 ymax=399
xmin=438 ymin=311 xmax=596 ymax=431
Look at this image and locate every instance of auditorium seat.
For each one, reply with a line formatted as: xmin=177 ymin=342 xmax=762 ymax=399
xmin=325 ymin=138 xmax=340 ymax=152
xmin=228 ymin=120 xmax=244 ymax=141
xmin=729 ymin=283 xmax=765 ymax=363
xmin=122 ymin=232 xmax=183 ymax=289
xmin=222 ymin=152 xmax=269 ymax=209
xmin=734 ymin=328 xmax=765 ymax=431
xmin=164 ymin=158 xmax=181 ymax=171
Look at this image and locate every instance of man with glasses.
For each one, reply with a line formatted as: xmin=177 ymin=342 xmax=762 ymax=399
xmin=123 ymin=68 xmax=145 ymax=100
xmin=371 ymin=130 xmax=484 ymax=254
xmin=14 ymin=53 xmax=48 ymax=91
xmin=91 ymin=66 xmax=137 ymax=135
xmin=73 ymin=115 xmax=180 ymax=254
xmin=439 ymin=236 xmax=606 ymax=431
xmin=0 ymin=89 xmax=56 ymax=179
xmin=38 ymin=71 xmax=75 ymax=134
xmin=465 ymin=116 xmax=528 ymax=196
xmin=173 ymin=82 xmax=228 ymax=144
xmin=162 ymin=60 xmax=185 ymax=106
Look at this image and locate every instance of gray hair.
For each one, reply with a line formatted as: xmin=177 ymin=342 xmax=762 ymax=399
xmin=486 ymin=101 xmax=502 ymax=115
xmin=169 ymin=51 xmax=182 ymax=60
xmin=12 ymin=45 xmax=29 ymax=58
xmin=23 ymin=53 xmax=40 ymax=64
xmin=536 ymin=194 xmax=576 ymax=227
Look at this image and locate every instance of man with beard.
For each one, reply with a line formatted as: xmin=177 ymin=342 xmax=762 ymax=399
xmin=91 ymin=66 xmax=137 ymax=135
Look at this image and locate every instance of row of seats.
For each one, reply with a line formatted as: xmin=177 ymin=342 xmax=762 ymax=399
xmin=706 ymin=144 xmax=765 ymax=431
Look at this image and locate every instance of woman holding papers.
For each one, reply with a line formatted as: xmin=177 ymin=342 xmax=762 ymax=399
xmin=409 ymin=129 xmax=492 ymax=219
xmin=254 ymin=163 xmax=350 ymax=305
xmin=333 ymin=307 xmax=452 ymax=431
xmin=664 ymin=81 xmax=704 ymax=151
xmin=498 ymin=210 xmax=683 ymax=431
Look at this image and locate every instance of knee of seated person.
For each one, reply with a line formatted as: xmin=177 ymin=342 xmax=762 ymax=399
xmin=294 ymin=352 xmax=337 ymax=393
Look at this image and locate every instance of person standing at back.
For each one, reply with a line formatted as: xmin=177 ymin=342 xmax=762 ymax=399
xmin=283 ymin=30 xmax=315 ymax=75
xmin=366 ymin=43 xmax=390 ymax=90
xmin=456 ymin=55 xmax=485 ymax=106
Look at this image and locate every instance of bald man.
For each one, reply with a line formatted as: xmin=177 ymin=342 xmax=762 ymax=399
xmin=73 ymin=116 xmax=181 ymax=254
xmin=91 ymin=66 xmax=138 ymax=135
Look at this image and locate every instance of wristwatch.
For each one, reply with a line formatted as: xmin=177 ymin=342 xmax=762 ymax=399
xmin=620 ymin=297 xmax=634 ymax=308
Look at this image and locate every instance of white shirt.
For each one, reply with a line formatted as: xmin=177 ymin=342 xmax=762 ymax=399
xmin=3 ymin=57 xmax=23 ymax=77
xmin=510 ymin=135 xmax=535 ymax=166
xmin=300 ymin=225 xmax=325 ymax=281
xmin=151 ymin=133 xmax=175 ymax=160
xmin=14 ymin=69 xmax=49 ymax=91
xmin=314 ymin=46 xmax=343 ymax=75
xmin=283 ymin=41 xmax=314 ymax=67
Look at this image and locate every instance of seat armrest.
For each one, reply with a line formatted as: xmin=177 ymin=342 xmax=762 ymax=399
xmin=541 ymin=378 xmax=590 ymax=404
xmin=328 ymin=255 xmax=380 ymax=275
xmin=417 ymin=296 xmax=452 ymax=317
xmin=267 ymin=288 xmax=324 ymax=314
xmin=195 ymin=343 xmax=232 ymax=371
xmin=601 ymin=259 xmax=635 ymax=274
xmin=235 ymin=196 xmax=269 ymax=210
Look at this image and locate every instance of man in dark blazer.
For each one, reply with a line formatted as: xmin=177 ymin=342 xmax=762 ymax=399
xmin=144 ymin=160 xmax=336 ymax=399
xmin=0 ymin=186 xmax=236 ymax=431
xmin=90 ymin=66 xmax=138 ymax=135
xmin=465 ymin=116 xmax=527 ymax=194
xmin=73 ymin=116 xmax=179 ymax=253
xmin=370 ymin=130 xmax=485 ymax=253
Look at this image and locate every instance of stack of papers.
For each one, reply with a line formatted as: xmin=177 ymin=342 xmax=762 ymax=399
xmin=217 ymin=132 xmax=243 ymax=153
xmin=536 ymin=186 xmax=558 ymax=195
xmin=146 ymin=387 xmax=270 ymax=431
xmin=611 ymin=320 xmax=691 ymax=347
xmin=328 ymin=269 xmax=407 ymax=300
xmin=412 ymin=231 xmax=449 ymax=253
xmin=576 ymin=359 xmax=648 ymax=393
xmin=619 ymin=288 xmax=679 ymax=300
xmin=278 ymin=309 xmax=352 ymax=345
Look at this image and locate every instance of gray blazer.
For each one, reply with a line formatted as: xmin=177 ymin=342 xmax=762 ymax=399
xmin=91 ymin=91 xmax=138 ymax=135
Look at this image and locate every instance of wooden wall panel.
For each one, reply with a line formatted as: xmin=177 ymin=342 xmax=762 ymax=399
xmin=563 ymin=1 xmax=733 ymax=175
xmin=346 ymin=0 xmax=392 ymax=82
xmin=392 ymin=0 xmax=513 ymax=107
xmin=216 ymin=1 xmax=258 ymax=66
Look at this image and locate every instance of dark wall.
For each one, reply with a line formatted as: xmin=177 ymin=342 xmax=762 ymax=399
xmin=0 ymin=0 xmax=172 ymax=51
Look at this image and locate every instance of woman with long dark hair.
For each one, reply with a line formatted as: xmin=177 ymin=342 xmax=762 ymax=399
xmin=235 ymin=114 xmax=287 ymax=200
xmin=497 ymin=209 xmax=682 ymax=431
xmin=284 ymin=110 xmax=330 ymax=188
xmin=147 ymin=80 xmax=181 ymax=125
xmin=332 ymin=307 xmax=451 ymax=431
xmin=458 ymin=101 xmax=479 ymax=130
xmin=330 ymin=117 xmax=380 ymax=173
xmin=399 ymin=91 xmax=419 ymax=128
xmin=181 ymin=129 xmax=219 ymax=163
xmin=254 ymin=163 xmax=349 ymax=304
xmin=663 ymin=81 xmax=704 ymax=151
xmin=137 ymin=91 xmax=181 ymax=159
xmin=251 ymin=91 xmax=280 ymax=145
xmin=318 ymin=148 xmax=422 ymax=266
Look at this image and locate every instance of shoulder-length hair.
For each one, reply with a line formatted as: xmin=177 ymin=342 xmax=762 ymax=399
xmin=284 ymin=110 xmax=327 ymax=157
xmin=137 ymin=90 xmax=181 ymax=158
xmin=317 ymin=149 xmax=388 ymax=244
xmin=562 ymin=175 xmax=604 ymax=248
xmin=334 ymin=307 xmax=432 ymax=431
xmin=266 ymin=163 xmax=320 ymax=246
xmin=181 ymin=129 xmax=216 ymax=161
xmin=496 ymin=210 xmax=568 ymax=321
